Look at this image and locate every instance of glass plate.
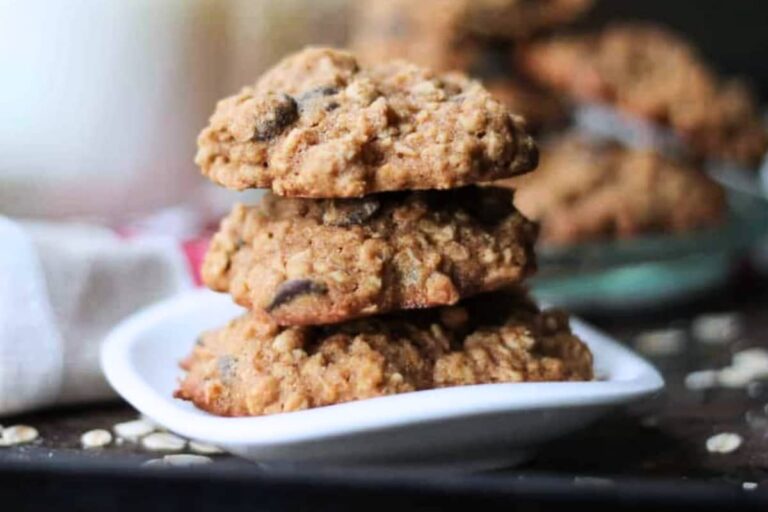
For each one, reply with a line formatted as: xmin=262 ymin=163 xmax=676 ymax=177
xmin=531 ymin=189 xmax=768 ymax=311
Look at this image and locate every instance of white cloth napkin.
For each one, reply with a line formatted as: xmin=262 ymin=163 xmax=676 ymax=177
xmin=0 ymin=216 xmax=194 ymax=416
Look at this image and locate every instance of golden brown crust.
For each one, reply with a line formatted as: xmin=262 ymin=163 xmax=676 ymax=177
xmin=196 ymin=47 xmax=538 ymax=197
xmin=203 ymin=187 xmax=538 ymax=326
xmin=519 ymin=23 xmax=768 ymax=166
xmin=175 ymin=291 xmax=593 ymax=416
xmin=499 ymin=135 xmax=727 ymax=245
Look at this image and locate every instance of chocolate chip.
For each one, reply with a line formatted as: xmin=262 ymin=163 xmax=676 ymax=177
xmin=268 ymin=279 xmax=328 ymax=311
xmin=325 ymin=101 xmax=340 ymax=112
xmin=252 ymin=94 xmax=298 ymax=142
xmin=322 ymin=197 xmax=382 ymax=227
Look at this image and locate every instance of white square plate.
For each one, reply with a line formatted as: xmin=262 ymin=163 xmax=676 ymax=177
xmin=101 ymin=289 xmax=663 ymax=471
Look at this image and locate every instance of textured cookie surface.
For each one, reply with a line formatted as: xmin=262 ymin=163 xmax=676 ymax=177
xmin=196 ymin=47 xmax=538 ymax=197
xmin=175 ymin=291 xmax=593 ymax=416
xmin=500 ymin=135 xmax=726 ymax=244
xmin=203 ymin=186 xmax=537 ymax=326
xmin=519 ymin=24 xmax=767 ymax=166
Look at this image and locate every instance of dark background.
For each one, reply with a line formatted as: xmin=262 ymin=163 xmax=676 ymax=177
xmin=588 ymin=0 xmax=768 ymax=98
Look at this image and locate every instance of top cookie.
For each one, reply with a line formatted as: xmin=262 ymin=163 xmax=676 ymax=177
xmin=196 ymin=47 xmax=538 ymax=197
xmin=519 ymin=23 xmax=768 ymax=166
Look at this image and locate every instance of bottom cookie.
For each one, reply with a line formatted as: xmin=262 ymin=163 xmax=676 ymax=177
xmin=175 ymin=291 xmax=593 ymax=416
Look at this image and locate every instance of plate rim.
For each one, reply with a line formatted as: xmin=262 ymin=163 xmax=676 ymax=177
xmin=101 ymin=289 xmax=664 ymax=447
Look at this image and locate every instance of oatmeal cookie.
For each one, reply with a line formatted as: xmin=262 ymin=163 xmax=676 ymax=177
xmin=499 ymin=135 xmax=726 ymax=245
xmin=175 ymin=291 xmax=593 ymax=416
xmin=196 ymin=47 xmax=538 ymax=197
xmin=350 ymin=0 xmax=594 ymax=68
xmin=519 ymin=23 xmax=768 ymax=166
xmin=203 ymin=186 xmax=537 ymax=326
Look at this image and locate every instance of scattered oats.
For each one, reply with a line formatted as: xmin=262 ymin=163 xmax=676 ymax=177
xmin=742 ymin=482 xmax=758 ymax=491
xmin=732 ymin=348 xmax=768 ymax=373
xmin=706 ymin=432 xmax=742 ymax=454
xmin=717 ymin=366 xmax=757 ymax=388
xmin=692 ymin=313 xmax=741 ymax=344
xmin=189 ymin=441 xmax=225 ymax=455
xmin=162 ymin=454 xmax=212 ymax=466
xmin=141 ymin=432 xmax=186 ymax=452
xmin=80 ymin=429 xmax=112 ymax=449
xmin=685 ymin=370 xmax=719 ymax=391
xmin=0 ymin=425 xmax=39 ymax=446
xmin=634 ymin=329 xmax=686 ymax=356
xmin=113 ymin=419 xmax=156 ymax=442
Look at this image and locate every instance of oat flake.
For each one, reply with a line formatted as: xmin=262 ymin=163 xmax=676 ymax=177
xmin=0 ymin=425 xmax=39 ymax=446
xmin=113 ymin=419 xmax=155 ymax=442
xmin=142 ymin=432 xmax=186 ymax=452
xmin=189 ymin=441 xmax=225 ymax=455
xmin=705 ymin=432 xmax=742 ymax=454
xmin=81 ymin=429 xmax=112 ymax=449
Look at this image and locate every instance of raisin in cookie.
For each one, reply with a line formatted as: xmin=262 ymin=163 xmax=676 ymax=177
xmin=519 ymin=24 xmax=768 ymax=166
xmin=195 ymin=47 xmax=538 ymax=197
xmin=203 ymin=186 xmax=537 ymax=326
xmin=175 ymin=291 xmax=593 ymax=416
xmin=499 ymin=135 xmax=726 ymax=245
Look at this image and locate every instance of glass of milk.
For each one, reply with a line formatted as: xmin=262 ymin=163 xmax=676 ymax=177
xmin=0 ymin=0 xmax=227 ymax=220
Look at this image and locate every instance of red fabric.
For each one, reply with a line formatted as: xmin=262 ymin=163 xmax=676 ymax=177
xmin=181 ymin=237 xmax=210 ymax=286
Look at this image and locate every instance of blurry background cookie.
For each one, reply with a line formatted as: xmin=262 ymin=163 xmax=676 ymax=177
xmin=500 ymin=135 xmax=727 ymax=245
xmin=518 ymin=23 xmax=768 ymax=166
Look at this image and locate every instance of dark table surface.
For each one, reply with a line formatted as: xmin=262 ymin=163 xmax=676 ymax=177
xmin=2 ymin=268 xmax=768 ymax=510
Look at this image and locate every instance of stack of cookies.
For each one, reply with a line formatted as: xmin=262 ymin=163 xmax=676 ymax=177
xmin=175 ymin=48 xmax=593 ymax=417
